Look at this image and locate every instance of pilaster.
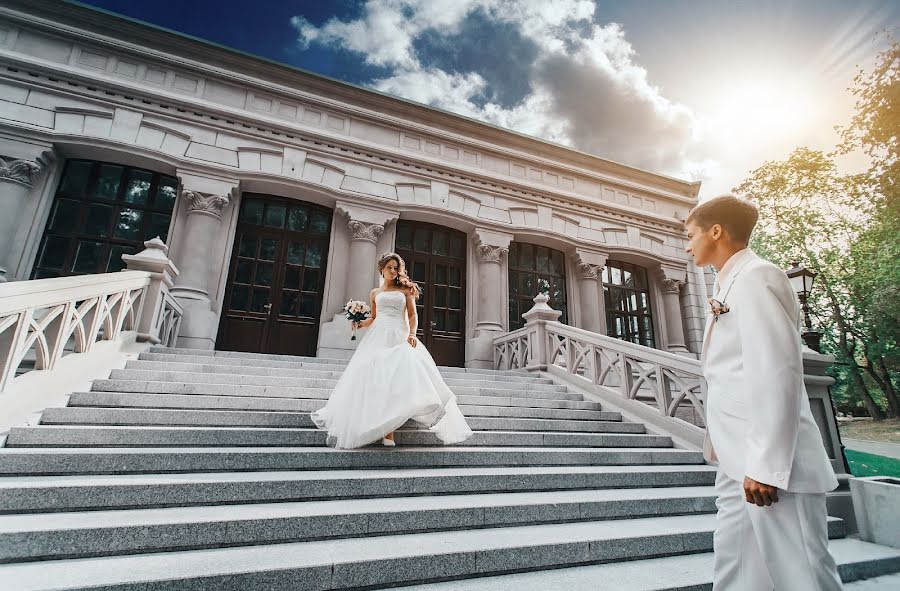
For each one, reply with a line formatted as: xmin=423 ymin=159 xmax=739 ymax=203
xmin=466 ymin=228 xmax=514 ymax=369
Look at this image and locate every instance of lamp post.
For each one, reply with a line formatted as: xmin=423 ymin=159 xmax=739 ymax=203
xmin=785 ymin=261 xmax=822 ymax=352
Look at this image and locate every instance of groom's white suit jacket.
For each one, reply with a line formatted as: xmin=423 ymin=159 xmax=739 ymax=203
xmin=701 ymin=249 xmax=837 ymax=493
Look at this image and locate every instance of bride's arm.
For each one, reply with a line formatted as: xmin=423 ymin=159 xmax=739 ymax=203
xmin=356 ymin=289 xmax=378 ymax=328
xmin=406 ymin=291 xmax=418 ymax=347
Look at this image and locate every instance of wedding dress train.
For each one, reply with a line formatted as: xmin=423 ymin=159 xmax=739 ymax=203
xmin=311 ymin=289 xmax=473 ymax=449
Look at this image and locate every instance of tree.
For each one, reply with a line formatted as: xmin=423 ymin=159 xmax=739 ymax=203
xmin=734 ymin=39 xmax=899 ymax=419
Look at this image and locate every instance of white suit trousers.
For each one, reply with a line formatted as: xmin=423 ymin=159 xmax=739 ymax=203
xmin=712 ymin=471 xmax=844 ymax=591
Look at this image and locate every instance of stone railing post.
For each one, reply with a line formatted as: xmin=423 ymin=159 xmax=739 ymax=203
xmin=802 ymin=349 xmax=850 ymax=476
xmin=122 ymin=237 xmax=181 ymax=345
xmin=0 ymin=154 xmax=49 ymax=282
xmin=522 ymin=293 xmax=562 ymax=368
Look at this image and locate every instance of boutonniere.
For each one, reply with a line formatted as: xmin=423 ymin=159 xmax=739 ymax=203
xmin=708 ymin=297 xmax=730 ymax=321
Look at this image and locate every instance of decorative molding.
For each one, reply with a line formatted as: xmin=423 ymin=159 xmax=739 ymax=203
xmin=348 ymin=220 xmax=384 ymax=244
xmin=577 ymin=263 xmax=602 ymax=280
xmin=660 ymin=278 xmax=684 ymax=294
xmin=183 ymin=190 xmax=230 ymax=219
xmin=477 ymin=244 xmax=508 ymax=264
xmin=0 ymin=156 xmax=43 ymax=187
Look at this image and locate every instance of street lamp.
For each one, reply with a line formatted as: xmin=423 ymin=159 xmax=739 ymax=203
xmin=785 ymin=261 xmax=822 ymax=352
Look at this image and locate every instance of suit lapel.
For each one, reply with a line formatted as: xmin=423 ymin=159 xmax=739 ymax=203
xmin=700 ymin=252 xmax=758 ymax=364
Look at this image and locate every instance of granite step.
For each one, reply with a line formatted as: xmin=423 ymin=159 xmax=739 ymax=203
xmin=0 ymin=447 xmax=706 ymax=476
xmin=106 ymin=368 xmax=570 ymax=393
xmin=0 ymin=513 xmax=852 ymax=590
xmin=4 ymin=425 xmax=672 ymax=449
xmin=38 ymin=408 xmax=644 ymax=434
xmin=126 ymin=359 xmax=556 ymax=385
xmin=0 ymin=486 xmax=720 ymax=561
xmin=0 ymin=465 xmax=718 ymax=513
xmin=89 ymin=379 xmax=585 ymax=402
xmin=66 ymin=392 xmax=614 ymax=421
xmin=397 ymin=538 xmax=900 ymax=591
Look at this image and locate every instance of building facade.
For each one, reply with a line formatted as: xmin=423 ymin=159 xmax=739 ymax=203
xmin=0 ymin=0 xmax=709 ymax=368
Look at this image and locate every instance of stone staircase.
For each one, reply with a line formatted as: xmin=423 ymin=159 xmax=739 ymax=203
xmin=0 ymin=347 xmax=898 ymax=590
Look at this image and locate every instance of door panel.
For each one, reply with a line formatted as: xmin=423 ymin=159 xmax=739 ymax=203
xmin=395 ymin=220 xmax=466 ymax=367
xmin=218 ymin=195 xmax=331 ymax=356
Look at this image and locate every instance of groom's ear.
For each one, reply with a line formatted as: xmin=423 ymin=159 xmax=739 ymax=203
xmin=710 ymin=223 xmax=723 ymax=241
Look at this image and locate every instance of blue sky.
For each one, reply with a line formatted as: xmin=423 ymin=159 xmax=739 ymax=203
xmin=77 ymin=0 xmax=898 ymax=198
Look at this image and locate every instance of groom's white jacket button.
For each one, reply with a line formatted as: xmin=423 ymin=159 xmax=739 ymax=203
xmin=775 ymin=472 xmax=786 ymax=482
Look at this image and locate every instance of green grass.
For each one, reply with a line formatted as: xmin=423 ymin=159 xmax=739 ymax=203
xmin=844 ymin=449 xmax=900 ymax=478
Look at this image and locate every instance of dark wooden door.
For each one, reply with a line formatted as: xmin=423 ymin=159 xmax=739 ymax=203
xmin=395 ymin=221 xmax=466 ymax=367
xmin=217 ymin=194 xmax=332 ymax=356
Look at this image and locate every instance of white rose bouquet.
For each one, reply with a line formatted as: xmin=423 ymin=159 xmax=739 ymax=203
xmin=343 ymin=299 xmax=371 ymax=340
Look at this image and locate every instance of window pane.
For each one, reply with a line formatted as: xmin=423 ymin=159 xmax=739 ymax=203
xmin=641 ymin=292 xmax=650 ymax=310
xmin=85 ymin=204 xmax=113 ymax=237
xmin=396 ymin=224 xmax=412 ymax=250
xmin=414 ymin=228 xmax=429 ymax=252
xmin=60 ymin=161 xmax=92 ymax=194
xmin=537 ymin=276 xmax=550 ymax=294
xmin=536 ymin=248 xmax=550 ymax=273
xmin=72 ymin=240 xmax=103 ymax=273
xmin=147 ymin=213 xmax=171 ymax=242
xmin=435 ymin=288 xmax=446 ymax=307
xmin=50 ymin=199 xmax=80 ymax=233
xmin=251 ymin=287 xmax=269 ymax=313
xmin=432 ymin=231 xmax=448 ymax=256
xmin=259 ymin=238 xmax=277 ymax=261
xmin=623 ymin=267 xmax=634 ymax=288
xmin=550 ymin=251 xmax=564 ymax=275
xmin=601 ymin=266 xmax=610 ymax=284
xmin=412 ymin=261 xmax=426 ymax=282
xmin=263 ymin=204 xmax=286 ymax=228
xmin=434 ymin=311 xmax=445 ymax=331
xmin=449 ymin=288 xmax=461 ymax=309
xmin=305 ymin=242 xmax=322 ymax=267
xmin=106 ymin=245 xmax=136 ymax=272
xmin=509 ymin=299 xmax=519 ymax=326
xmin=281 ymin=290 xmax=298 ymax=316
xmin=508 ymin=272 xmax=518 ymax=295
xmin=449 ymin=267 xmax=461 ymax=287
xmin=235 ymin=260 xmax=253 ymax=284
xmin=239 ymin=236 xmax=258 ymax=258
xmin=552 ymin=279 xmax=564 ymax=303
xmin=38 ymin=236 xmax=70 ymax=270
xmin=155 ymin=177 xmax=178 ymax=210
xmin=284 ymin=267 xmax=300 ymax=290
xmin=310 ymin=210 xmax=330 ymax=234
xmin=435 ymin=264 xmax=447 ymax=285
xmin=230 ymin=285 xmax=249 ymax=310
xmin=448 ymin=310 xmax=460 ymax=332
xmin=94 ymin=165 xmax=123 ymax=200
xmin=628 ymin=293 xmax=638 ymax=312
xmin=300 ymin=294 xmax=316 ymax=317
xmin=287 ymin=242 xmax=304 ymax=265
xmin=522 ymin=273 xmax=534 ymax=296
xmin=450 ymin=235 xmax=464 ymax=258
xmin=114 ymin=208 xmax=144 ymax=240
xmin=256 ymin=262 xmax=274 ymax=286
xmin=520 ymin=243 xmax=534 ymax=270
xmin=124 ymin=170 xmax=151 ymax=204
xmin=241 ymin=199 xmax=264 ymax=225
xmin=302 ymin=269 xmax=319 ymax=292
xmin=635 ymin=268 xmax=647 ymax=289
xmin=287 ymin=207 xmax=308 ymax=231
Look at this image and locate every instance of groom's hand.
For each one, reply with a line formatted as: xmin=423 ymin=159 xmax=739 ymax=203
xmin=743 ymin=476 xmax=779 ymax=507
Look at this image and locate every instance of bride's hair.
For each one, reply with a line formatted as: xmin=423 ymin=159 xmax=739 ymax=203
xmin=377 ymin=252 xmax=421 ymax=299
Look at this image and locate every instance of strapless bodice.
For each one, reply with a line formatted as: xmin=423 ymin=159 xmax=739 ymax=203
xmin=375 ymin=290 xmax=407 ymax=319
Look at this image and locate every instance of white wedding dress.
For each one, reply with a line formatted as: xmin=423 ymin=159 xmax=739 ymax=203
xmin=311 ymin=290 xmax=474 ymax=449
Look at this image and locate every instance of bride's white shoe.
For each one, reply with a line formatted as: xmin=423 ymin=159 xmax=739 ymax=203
xmin=381 ymin=437 xmax=396 ymax=447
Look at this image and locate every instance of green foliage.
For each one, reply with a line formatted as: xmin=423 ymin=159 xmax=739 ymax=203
xmin=735 ymin=39 xmax=899 ymax=418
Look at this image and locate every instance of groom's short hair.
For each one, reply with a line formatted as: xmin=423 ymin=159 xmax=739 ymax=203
xmin=686 ymin=194 xmax=759 ymax=245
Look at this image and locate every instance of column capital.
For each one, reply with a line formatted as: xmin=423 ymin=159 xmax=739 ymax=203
xmin=184 ymin=190 xmax=230 ymax=220
xmin=348 ymin=220 xmax=384 ymax=244
xmin=576 ymin=262 xmax=602 ymax=281
xmin=0 ymin=156 xmax=44 ymax=188
xmin=477 ymin=243 xmax=508 ymax=264
xmin=660 ymin=278 xmax=685 ymax=294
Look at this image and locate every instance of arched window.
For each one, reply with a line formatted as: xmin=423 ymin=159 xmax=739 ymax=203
xmin=32 ymin=159 xmax=178 ymax=279
xmin=508 ymin=242 xmax=568 ymax=330
xmin=602 ymin=260 xmax=656 ymax=347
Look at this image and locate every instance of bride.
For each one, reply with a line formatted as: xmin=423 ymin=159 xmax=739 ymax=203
xmin=311 ymin=252 xmax=473 ymax=449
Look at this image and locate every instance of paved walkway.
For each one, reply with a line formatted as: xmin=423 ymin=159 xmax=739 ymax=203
xmin=843 ymin=438 xmax=900 ymax=460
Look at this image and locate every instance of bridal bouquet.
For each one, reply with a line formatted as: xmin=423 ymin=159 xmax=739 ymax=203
xmin=343 ymin=300 xmax=371 ymax=340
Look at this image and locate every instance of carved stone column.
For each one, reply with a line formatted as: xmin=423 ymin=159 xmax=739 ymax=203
xmin=346 ymin=220 xmax=384 ymax=302
xmin=659 ymin=274 xmax=690 ymax=354
xmin=170 ymin=181 xmax=234 ymax=350
xmin=466 ymin=228 xmax=514 ymax=369
xmin=0 ymin=156 xmax=46 ymax=282
xmin=577 ymin=262 xmax=603 ymax=333
xmin=574 ymin=249 xmax=608 ymax=335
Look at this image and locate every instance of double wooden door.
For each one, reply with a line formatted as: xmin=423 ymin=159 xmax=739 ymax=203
xmin=217 ymin=194 xmax=332 ymax=356
xmin=394 ymin=220 xmax=467 ymax=367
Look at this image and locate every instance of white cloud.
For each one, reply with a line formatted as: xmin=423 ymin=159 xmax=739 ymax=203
xmin=290 ymin=0 xmax=713 ymax=180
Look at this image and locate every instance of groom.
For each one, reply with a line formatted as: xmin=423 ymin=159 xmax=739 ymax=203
xmin=685 ymin=195 xmax=843 ymax=590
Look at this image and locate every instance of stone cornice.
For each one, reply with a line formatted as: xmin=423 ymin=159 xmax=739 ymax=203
xmin=0 ymin=0 xmax=700 ymax=204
